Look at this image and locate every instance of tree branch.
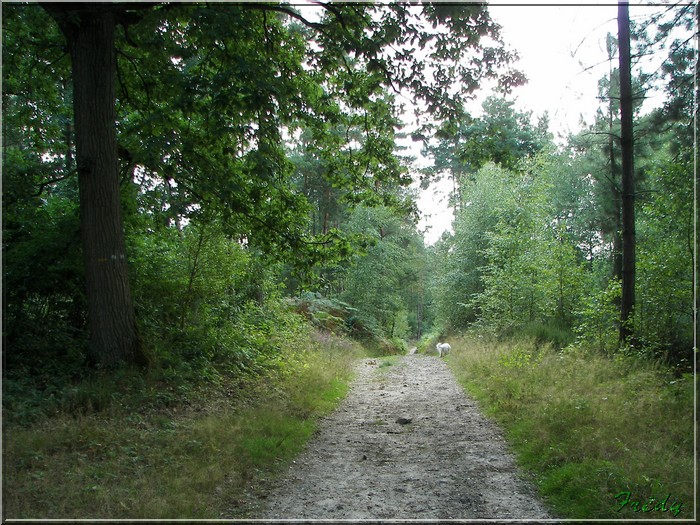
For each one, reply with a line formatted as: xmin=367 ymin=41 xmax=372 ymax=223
xmin=244 ymin=3 xmax=327 ymax=33
xmin=32 ymin=170 xmax=77 ymax=197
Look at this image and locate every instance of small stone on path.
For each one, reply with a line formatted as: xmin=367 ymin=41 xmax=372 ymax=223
xmin=256 ymin=355 xmax=551 ymax=520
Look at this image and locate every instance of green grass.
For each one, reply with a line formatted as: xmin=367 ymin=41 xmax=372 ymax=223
xmin=447 ymin=334 xmax=695 ymax=520
xmin=3 ymin=329 xmax=367 ymax=519
xmin=378 ymin=354 xmax=402 ymax=368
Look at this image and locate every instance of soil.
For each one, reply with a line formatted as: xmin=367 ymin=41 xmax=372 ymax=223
xmin=246 ymin=354 xmax=552 ymax=521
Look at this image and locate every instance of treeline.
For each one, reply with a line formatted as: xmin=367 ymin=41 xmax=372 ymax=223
xmin=429 ymin=5 xmax=695 ymax=367
xmin=3 ymin=2 xmax=517 ymax=422
xmin=2 ymin=2 xmax=695 ymax=428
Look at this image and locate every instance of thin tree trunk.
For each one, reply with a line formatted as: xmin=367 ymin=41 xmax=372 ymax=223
xmin=606 ymin=33 xmax=622 ymax=283
xmin=62 ymin=79 xmax=74 ymax=173
xmin=609 ymin=100 xmax=623 ymax=283
xmin=180 ymin=227 xmax=206 ymax=330
xmin=618 ymin=1 xmax=636 ymax=343
xmin=46 ymin=5 xmax=146 ymax=368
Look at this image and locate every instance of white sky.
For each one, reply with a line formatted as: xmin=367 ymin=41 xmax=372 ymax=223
xmin=415 ymin=1 xmax=685 ymax=245
xmin=492 ymin=3 xmax=618 ymax=139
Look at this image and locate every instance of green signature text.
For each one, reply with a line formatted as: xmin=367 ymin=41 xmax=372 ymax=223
xmin=615 ymin=491 xmax=683 ymax=517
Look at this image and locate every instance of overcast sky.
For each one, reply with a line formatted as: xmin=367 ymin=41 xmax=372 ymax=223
xmin=490 ymin=2 xmax=618 ymax=138
xmin=416 ymin=1 xmax=679 ymax=245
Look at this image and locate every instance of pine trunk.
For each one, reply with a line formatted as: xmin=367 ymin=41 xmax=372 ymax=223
xmin=608 ymin=94 xmax=622 ymax=283
xmin=617 ymin=1 xmax=636 ymax=343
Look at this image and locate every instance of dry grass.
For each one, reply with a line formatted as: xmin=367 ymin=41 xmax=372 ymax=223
xmin=446 ymin=333 xmax=695 ymax=519
xmin=3 ymin=330 xmax=366 ymax=519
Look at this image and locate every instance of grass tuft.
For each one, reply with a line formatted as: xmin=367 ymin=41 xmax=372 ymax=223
xmin=3 ymin=328 xmax=367 ymax=519
xmin=447 ymin=333 xmax=694 ymax=519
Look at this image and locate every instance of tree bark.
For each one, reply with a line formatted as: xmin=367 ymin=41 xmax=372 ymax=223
xmin=605 ymin=33 xmax=623 ymax=284
xmin=44 ymin=4 xmax=146 ymax=368
xmin=617 ymin=1 xmax=636 ymax=344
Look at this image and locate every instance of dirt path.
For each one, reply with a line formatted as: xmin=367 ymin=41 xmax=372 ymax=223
xmin=257 ymin=354 xmax=552 ymax=520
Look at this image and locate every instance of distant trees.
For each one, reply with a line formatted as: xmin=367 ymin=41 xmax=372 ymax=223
xmin=427 ymin=2 xmax=695 ymax=364
xmin=337 ymin=205 xmax=428 ymax=341
xmin=289 ymin=125 xmax=430 ymax=341
xmin=4 ymin=2 xmax=518 ymax=370
xmin=432 ymin=156 xmax=589 ymax=339
xmin=422 ymin=95 xmax=551 ymax=211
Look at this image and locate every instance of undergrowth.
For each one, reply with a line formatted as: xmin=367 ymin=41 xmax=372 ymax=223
xmin=3 ymin=324 xmax=367 ymax=519
xmin=447 ymin=333 xmax=694 ymax=520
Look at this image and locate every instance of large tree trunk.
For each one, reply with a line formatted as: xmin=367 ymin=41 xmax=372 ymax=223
xmin=45 ymin=4 xmax=146 ymax=368
xmin=617 ymin=1 xmax=636 ymax=344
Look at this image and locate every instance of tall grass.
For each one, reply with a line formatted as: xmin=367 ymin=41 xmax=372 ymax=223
xmin=3 ymin=328 xmax=366 ymax=519
xmin=447 ymin=333 xmax=695 ymax=520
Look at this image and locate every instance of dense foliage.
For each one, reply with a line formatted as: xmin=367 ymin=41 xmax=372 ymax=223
xmin=3 ymin=2 xmax=515 ymax=420
xmin=2 ymin=1 xmax=693 ymax=417
xmin=2 ymin=3 xmax=695 ymax=521
xmin=429 ymin=3 xmax=695 ymax=367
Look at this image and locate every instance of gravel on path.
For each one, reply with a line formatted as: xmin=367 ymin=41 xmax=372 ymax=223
xmin=257 ymin=354 xmax=552 ymax=521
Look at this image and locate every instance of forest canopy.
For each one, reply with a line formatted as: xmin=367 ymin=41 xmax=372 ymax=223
xmin=2 ymin=4 xmax=695 ymax=520
xmin=3 ymin=1 xmax=519 ymax=377
xmin=2 ymin=1 xmax=695 ymax=417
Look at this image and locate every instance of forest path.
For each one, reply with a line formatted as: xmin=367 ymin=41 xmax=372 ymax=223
xmin=255 ymin=354 xmax=551 ymax=520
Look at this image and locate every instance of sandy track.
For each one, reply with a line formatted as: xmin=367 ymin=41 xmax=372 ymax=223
xmin=258 ymin=354 xmax=551 ymax=520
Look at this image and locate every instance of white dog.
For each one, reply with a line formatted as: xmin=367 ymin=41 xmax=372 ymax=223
xmin=436 ymin=342 xmax=451 ymax=358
